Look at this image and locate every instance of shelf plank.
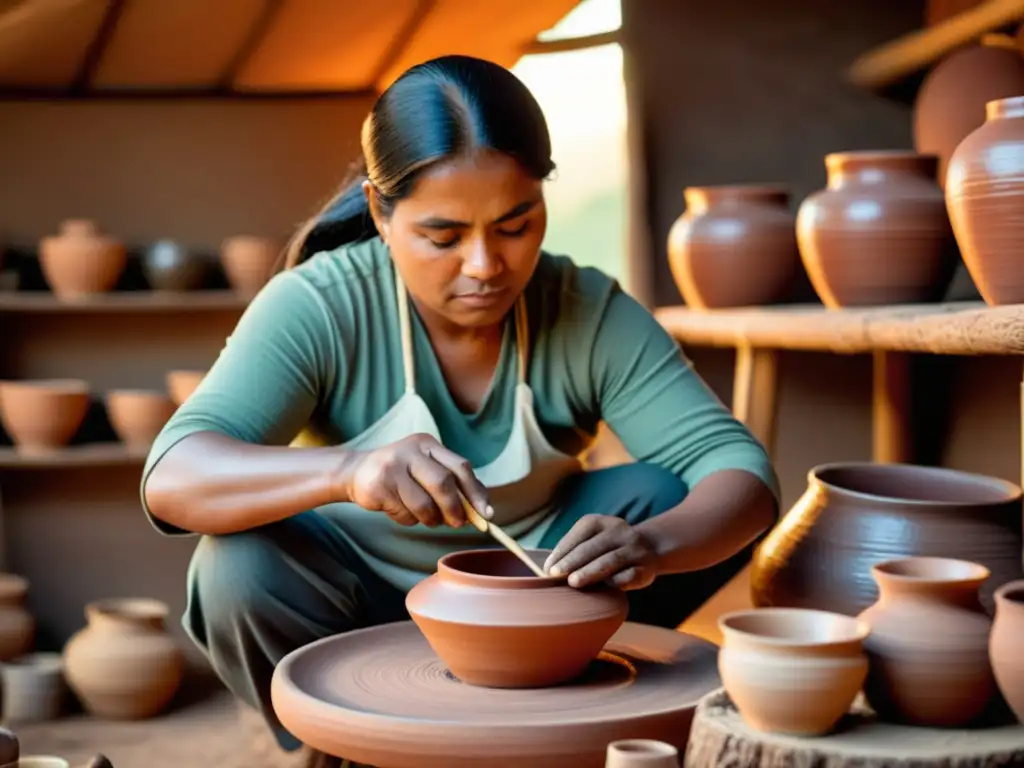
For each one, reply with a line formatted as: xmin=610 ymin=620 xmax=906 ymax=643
xmin=654 ymin=301 xmax=1024 ymax=356
xmin=0 ymin=443 xmax=148 ymax=469
xmin=0 ymin=290 xmax=250 ymax=313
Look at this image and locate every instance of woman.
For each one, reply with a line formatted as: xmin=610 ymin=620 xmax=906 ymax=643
xmin=142 ymin=54 xmax=779 ymax=766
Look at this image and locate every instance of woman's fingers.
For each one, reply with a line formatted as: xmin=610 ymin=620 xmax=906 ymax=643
xmin=408 ymin=453 xmax=467 ymax=527
xmin=426 ymin=443 xmax=490 ymax=521
xmin=544 ymin=515 xmax=609 ymax=574
xmin=392 ymin=469 xmax=444 ymax=527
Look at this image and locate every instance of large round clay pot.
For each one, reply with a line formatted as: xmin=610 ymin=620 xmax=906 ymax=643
xmin=219 ymin=235 xmax=281 ymax=296
xmin=0 ymin=574 xmax=34 ymax=662
xmin=666 ymin=185 xmax=800 ymax=309
xmin=63 ymin=598 xmax=184 ymax=719
xmin=104 ymin=389 xmax=176 ymax=449
xmin=141 ymin=240 xmax=211 ymax=292
xmin=406 ymin=548 xmax=628 ymax=688
xmin=991 ymin=579 xmax=1024 ymax=724
xmin=946 ymin=95 xmax=1024 ymax=305
xmin=38 ymin=219 xmax=126 ymax=299
xmin=751 ymin=463 xmax=1023 ymax=616
xmin=0 ymin=380 xmax=90 ymax=453
xmin=796 ymin=151 xmax=957 ymax=307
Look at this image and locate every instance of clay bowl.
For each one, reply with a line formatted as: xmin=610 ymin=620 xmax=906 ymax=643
xmin=406 ymin=548 xmax=628 ymax=688
xmin=104 ymin=389 xmax=176 ymax=449
xmin=991 ymin=579 xmax=1024 ymax=724
xmin=220 ymin=235 xmax=281 ymax=296
xmin=165 ymin=370 xmax=205 ymax=406
xmin=0 ymin=380 xmax=90 ymax=453
xmin=718 ymin=607 xmax=870 ymax=736
xmin=38 ymin=219 xmax=127 ymax=299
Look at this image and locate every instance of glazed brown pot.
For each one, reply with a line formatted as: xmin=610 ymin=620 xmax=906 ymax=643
xmin=165 ymin=370 xmax=205 ymax=406
xmin=38 ymin=219 xmax=126 ymax=299
xmin=63 ymin=598 xmax=184 ymax=720
xmin=220 ymin=235 xmax=281 ymax=296
xmin=104 ymin=390 xmax=176 ymax=449
xmin=947 ymin=96 xmax=1024 ymax=305
xmin=0 ymin=574 xmax=34 ymax=662
xmin=991 ymin=579 xmax=1024 ymax=724
xmin=796 ymin=151 xmax=957 ymax=307
xmin=406 ymin=548 xmax=628 ymax=688
xmin=858 ymin=557 xmax=996 ymax=727
xmin=666 ymin=185 xmax=800 ymax=309
xmin=142 ymin=240 xmax=211 ymax=292
xmin=0 ymin=380 xmax=90 ymax=452
xmin=751 ymin=463 xmax=1023 ymax=616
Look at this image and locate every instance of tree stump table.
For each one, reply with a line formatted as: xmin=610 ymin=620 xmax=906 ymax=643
xmin=684 ymin=689 xmax=1024 ymax=768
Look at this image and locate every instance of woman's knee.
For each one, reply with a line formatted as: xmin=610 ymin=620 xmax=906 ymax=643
xmin=190 ymin=529 xmax=285 ymax=620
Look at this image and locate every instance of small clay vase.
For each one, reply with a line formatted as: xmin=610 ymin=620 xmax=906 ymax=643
xmin=858 ymin=557 xmax=997 ymax=727
xmin=990 ymin=579 xmax=1024 ymax=724
xmin=63 ymin=598 xmax=184 ymax=720
xmin=717 ymin=608 xmax=868 ymax=736
xmin=104 ymin=390 xmax=176 ymax=449
xmin=219 ymin=235 xmax=281 ymax=296
xmin=796 ymin=151 xmax=957 ymax=307
xmin=947 ymin=95 xmax=1024 ymax=305
xmin=0 ymin=575 xmax=34 ymax=662
xmin=38 ymin=220 xmax=126 ymax=299
xmin=165 ymin=370 xmax=205 ymax=406
xmin=141 ymin=240 xmax=210 ymax=292
xmin=666 ymin=185 xmax=799 ymax=309
xmin=605 ymin=739 xmax=679 ymax=767
xmin=0 ymin=380 xmax=90 ymax=453
xmin=406 ymin=548 xmax=628 ymax=688
xmin=1 ymin=652 xmax=65 ymax=724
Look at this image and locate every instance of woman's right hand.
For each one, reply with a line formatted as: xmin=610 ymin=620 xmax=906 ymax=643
xmin=338 ymin=434 xmax=491 ymax=528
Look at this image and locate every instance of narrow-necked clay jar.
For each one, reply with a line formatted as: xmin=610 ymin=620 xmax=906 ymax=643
xmin=0 ymin=380 xmax=90 ymax=453
xmin=858 ymin=557 xmax=996 ymax=727
xmin=165 ymin=370 xmax=205 ymax=407
xmin=666 ymin=185 xmax=799 ymax=309
xmin=606 ymin=739 xmax=679 ymax=767
xmin=718 ymin=608 xmax=869 ymax=736
xmin=0 ymin=574 xmax=34 ymax=662
xmin=141 ymin=240 xmax=210 ymax=292
xmin=406 ymin=548 xmax=628 ymax=688
xmin=991 ymin=579 xmax=1024 ymax=724
xmin=38 ymin=219 xmax=126 ymax=299
xmin=104 ymin=390 xmax=176 ymax=449
xmin=946 ymin=96 xmax=1024 ymax=305
xmin=796 ymin=151 xmax=957 ymax=307
xmin=63 ymin=598 xmax=184 ymax=720
xmin=219 ymin=235 xmax=281 ymax=296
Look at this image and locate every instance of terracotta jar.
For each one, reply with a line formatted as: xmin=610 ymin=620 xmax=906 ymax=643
xmin=947 ymin=95 xmax=1024 ymax=305
xmin=605 ymin=739 xmax=679 ymax=767
xmin=219 ymin=235 xmax=281 ymax=296
xmin=38 ymin=219 xmax=126 ymax=299
xmin=858 ymin=557 xmax=996 ymax=727
xmin=991 ymin=579 xmax=1024 ymax=724
xmin=666 ymin=185 xmax=800 ymax=309
xmin=165 ymin=370 xmax=205 ymax=406
xmin=0 ymin=574 xmax=34 ymax=662
xmin=63 ymin=598 xmax=184 ymax=720
xmin=142 ymin=240 xmax=210 ymax=292
xmin=717 ymin=608 xmax=868 ymax=736
xmin=0 ymin=380 xmax=91 ymax=453
xmin=796 ymin=151 xmax=957 ymax=307
xmin=751 ymin=463 xmax=1023 ymax=616
xmin=406 ymin=548 xmax=628 ymax=688
xmin=104 ymin=390 xmax=176 ymax=449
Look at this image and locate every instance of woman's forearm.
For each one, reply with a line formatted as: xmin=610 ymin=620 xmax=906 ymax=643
xmin=635 ymin=469 xmax=778 ymax=575
xmin=144 ymin=431 xmax=358 ymax=535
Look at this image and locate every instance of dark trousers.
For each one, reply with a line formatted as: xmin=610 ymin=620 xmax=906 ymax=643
xmin=183 ymin=463 xmax=754 ymax=752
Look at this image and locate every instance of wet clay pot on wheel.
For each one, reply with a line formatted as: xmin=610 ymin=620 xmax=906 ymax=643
xmin=104 ymin=390 xmax=176 ymax=449
xmin=666 ymin=185 xmax=800 ymax=309
xmin=751 ymin=463 xmax=1023 ymax=616
xmin=991 ymin=579 xmax=1024 ymax=724
xmin=796 ymin=151 xmax=957 ymax=307
xmin=219 ymin=236 xmax=281 ymax=296
xmin=63 ymin=598 xmax=184 ymax=719
xmin=605 ymin=739 xmax=679 ymax=767
xmin=947 ymin=96 xmax=1024 ymax=305
xmin=38 ymin=220 xmax=127 ymax=299
xmin=0 ymin=574 xmax=34 ymax=661
xmin=406 ymin=548 xmax=628 ymax=688
xmin=0 ymin=380 xmax=90 ymax=453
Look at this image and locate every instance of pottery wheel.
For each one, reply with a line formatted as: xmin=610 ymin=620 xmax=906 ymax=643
xmin=271 ymin=621 xmax=720 ymax=768
xmin=684 ymin=689 xmax=1024 ymax=768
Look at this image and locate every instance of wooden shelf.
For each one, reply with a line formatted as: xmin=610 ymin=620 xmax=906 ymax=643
xmin=0 ymin=443 xmax=148 ymax=469
xmin=654 ymin=301 xmax=1024 ymax=355
xmin=0 ymin=290 xmax=250 ymax=313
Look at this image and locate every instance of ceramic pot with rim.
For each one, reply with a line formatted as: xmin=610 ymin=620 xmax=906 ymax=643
xmin=751 ymin=462 xmax=1023 ymax=616
xmin=406 ymin=548 xmax=628 ymax=688
xmin=0 ymin=574 xmax=34 ymax=662
xmin=666 ymin=185 xmax=800 ymax=309
xmin=991 ymin=579 xmax=1024 ymax=723
xmin=0 ymin=380 xmax=90 ymax=453
xmin=796 ymin=151 xmax=957 ymax=307
xmin=219 ymin=235 xmax=281 ymax=296
xmin=605 ymin=739 xmax=679 ymax=767
xmin=38 ymin=219 xmax=126 ymax=299
xmin=104 ymin=390 xmax=176 ymax=449
xmin=946 ymin=95 xmax=1024 ymax=305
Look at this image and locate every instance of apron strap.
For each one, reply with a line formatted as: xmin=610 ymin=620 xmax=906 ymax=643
xmin=514 ymin=296 xmax=529 ymax=385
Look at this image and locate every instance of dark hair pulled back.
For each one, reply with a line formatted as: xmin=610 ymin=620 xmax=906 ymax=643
xmin=284 ymin=55 xmax=555 ymax=268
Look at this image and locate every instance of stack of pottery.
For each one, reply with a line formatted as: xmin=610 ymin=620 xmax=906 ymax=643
xmin=0 ymin=380 xmax=91 ymax=454
xmin=104 ymin=390 xmax=176 ymax=449
xmin=220 ymin=235 xmax=281 ymax=296
xmin=38 ymin=220 xmax=126 ymax=300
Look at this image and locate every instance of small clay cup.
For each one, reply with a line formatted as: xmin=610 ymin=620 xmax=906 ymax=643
xmin=0 ymin=653 xmax=65 ymax=724
xmin=0 ymin=380 xmax=90 ymax=453
xmin=990 ymin=579 xmax=1024 ymax=724
xmin=406 ymin=548 xmax=628 ymax=688
xmin=104 ymin=390 xmax=176 ymax=449
xmin=718 ymin=607 xmax=869 ymax=736
xmin=219 ymin=235 xmax=281 ymax=296
xmin=165 ymin=370 xmax=205 ymax=407
xmin=605 ymin=739 xmax=679 ymax=767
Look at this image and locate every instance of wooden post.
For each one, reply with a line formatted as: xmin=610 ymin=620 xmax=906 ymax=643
xmin=872 ymin=351 xmax=913 ymax=464
xmin=732 ymin=346 xmax=780 ymax=457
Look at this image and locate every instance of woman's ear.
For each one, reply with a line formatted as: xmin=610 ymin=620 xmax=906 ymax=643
xmin=363 ymin=181 xmax=390 ymax=243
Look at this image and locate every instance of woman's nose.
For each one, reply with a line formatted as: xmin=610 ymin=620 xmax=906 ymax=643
xmin=461 ymin=237 xmax=503 ymax=282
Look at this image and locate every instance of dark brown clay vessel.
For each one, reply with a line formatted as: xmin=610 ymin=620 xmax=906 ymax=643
xmin=991 ymin=579 xmax=1024 ymax=724
xmin=0 ymin=380 xmax=90 ymax=453
xmin=751 ymin=463 xmax=1023 ymax=616
xmin=0 ymin=574 xmax=34 ymax=662
xmin=219 ymin=235 xmax=281 ymax=296
xmin=666 ymin=185 xmax=799 ymax=309
xmin=38 ymin=220 xmax=126 ymax=299
xmin=796 ymin=151 xmax=957 ymax=307
xmin=858 ymin=557 xmax=996 ymax=727
xmin=141 ymin=240 xmax=210 ymax=292
xmin=406 ymin=548 xmax=628 ymax=688
xmin=947 ymin=96 xmax=1024 ymax=305
xmin=104 ymin=390 xmax=176 ymax=449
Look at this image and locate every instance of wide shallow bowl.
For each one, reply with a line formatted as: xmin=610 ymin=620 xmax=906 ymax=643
xmin=105 ymin=389 xmax=176 ymax=448
xmin=718 ymin=607 xmax=869 ymax=736
xmin=406 ymin=548 xmax=628 ymax=688
xmin=0 ymin=379 xmax=90 ymax=452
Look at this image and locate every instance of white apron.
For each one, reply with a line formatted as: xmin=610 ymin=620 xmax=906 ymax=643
xmin=320 ymin=266 xmax=583 ymax=591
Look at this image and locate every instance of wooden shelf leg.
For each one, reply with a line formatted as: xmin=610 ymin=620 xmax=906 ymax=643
xmin=872 ymin=350 xmax=913 ymax=464
xmin=732 ymin=346 xmax=780 ymax=458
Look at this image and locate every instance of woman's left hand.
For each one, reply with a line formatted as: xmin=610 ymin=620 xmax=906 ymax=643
xmin=543 ymin=516 xmax=659 ymax=591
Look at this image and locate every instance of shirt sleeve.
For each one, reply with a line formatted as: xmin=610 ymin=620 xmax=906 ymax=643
xmin=590 ymin=288 xmax=780 ymax=502
xmin=139 ymin=269 xmax=341 ymax=534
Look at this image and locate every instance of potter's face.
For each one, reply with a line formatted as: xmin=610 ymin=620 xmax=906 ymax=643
xmin=367 ymin=150 xmax=547 ymax=328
